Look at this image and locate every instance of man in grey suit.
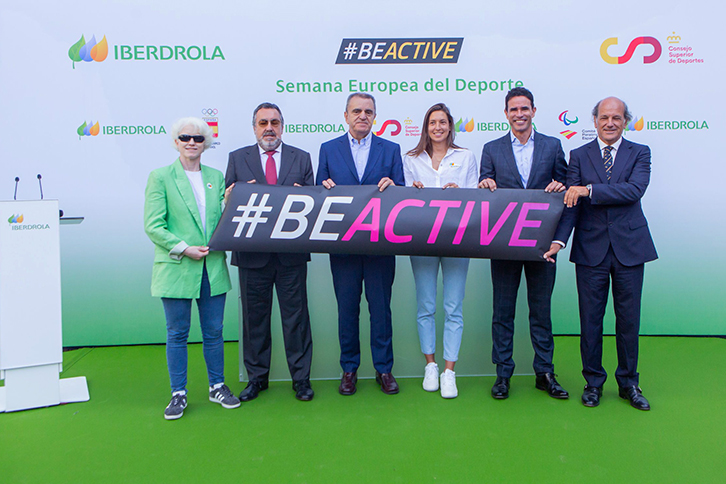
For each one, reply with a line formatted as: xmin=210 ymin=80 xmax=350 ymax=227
xmin=225 ymin=102 xmax=315 ymax=402
xmin=479 ymin=87 xmax=569 ymax=400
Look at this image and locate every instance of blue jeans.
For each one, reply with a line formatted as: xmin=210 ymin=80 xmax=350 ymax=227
xmin=410 ymin=256 xmax=469 ymax=362
xmin=161 ymin=266 xmax=226 ymax=393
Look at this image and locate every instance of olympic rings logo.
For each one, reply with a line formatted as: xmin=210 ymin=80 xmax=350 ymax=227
xmin=201 ymin=109 xmax=218 ymax=116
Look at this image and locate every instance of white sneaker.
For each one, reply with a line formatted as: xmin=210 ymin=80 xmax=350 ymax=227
xmin=440 ymin=369 xmax=458 ymax=399
xmin=423 ymin=362 xmax=439 ymax=391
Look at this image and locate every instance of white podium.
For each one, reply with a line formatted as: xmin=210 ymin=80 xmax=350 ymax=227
xmin=0 ymin=200 xmax=89 ymax=412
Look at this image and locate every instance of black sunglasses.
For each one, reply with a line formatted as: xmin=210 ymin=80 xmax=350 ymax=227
xmin=178 ymin=134 xmax=205 ymax=143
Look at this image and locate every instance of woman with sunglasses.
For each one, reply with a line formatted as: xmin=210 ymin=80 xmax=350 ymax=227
xmin=144 ymin=117 xmax=239 ymax=420
xmin=403 ymin=103 xmax=479 ymax=399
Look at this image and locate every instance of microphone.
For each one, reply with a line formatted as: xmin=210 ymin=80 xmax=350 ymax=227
xmin=37 ymin=174 xmax=44 ymax=200
xmin=14 ymin=176 xmax=19 ymax=200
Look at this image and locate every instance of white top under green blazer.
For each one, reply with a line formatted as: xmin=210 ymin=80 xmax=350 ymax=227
xmin=144 ymin=158 xmax=231 ymax=298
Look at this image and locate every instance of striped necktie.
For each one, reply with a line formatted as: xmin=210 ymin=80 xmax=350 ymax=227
xmin=603 ymin=146 xmax=614 ymax=181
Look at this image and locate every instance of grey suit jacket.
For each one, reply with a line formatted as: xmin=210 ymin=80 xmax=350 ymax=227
xmin=480 ymin=131 xmax=567 ymax=189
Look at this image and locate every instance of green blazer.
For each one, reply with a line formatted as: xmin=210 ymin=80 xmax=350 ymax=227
xmin=144 ymin=158 xmax=231 ymax=298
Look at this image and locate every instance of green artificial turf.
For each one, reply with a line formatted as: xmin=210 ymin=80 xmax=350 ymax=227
xmin=2 ymin=336 xmax=724 ymax=483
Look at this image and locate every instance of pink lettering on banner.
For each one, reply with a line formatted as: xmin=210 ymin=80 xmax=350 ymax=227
xmin=509 ymin=203 xmax=549 ymax=247
xmin=384 ymin=199 xmax=425 ymax=243
xmin=481 ymin=202 xmax=517 ymax=245
xmin=342 ymin=198 xmax=381 ymax=242
xmin=452 ymin=201 xmax=475 ymax=245
xmin=427 ymin=200 xmax=462 ymax=244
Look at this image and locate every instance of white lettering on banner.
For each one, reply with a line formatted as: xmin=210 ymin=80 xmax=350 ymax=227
xmin=358 ymin=43 xmax=372 ymax=60
xmin=231 ymin=193 xmax=273 ymax=237
xmin=309 ymin=197 xmax=353 ymax=241
xmin=270 ymin=195 xmax=315 ymax=239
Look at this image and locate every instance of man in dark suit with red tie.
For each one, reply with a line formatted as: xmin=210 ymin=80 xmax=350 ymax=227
xmin=546 ymin=97 xmax=658 ymax=410
xmin=225 ymin=102 xmax=315 ymax=402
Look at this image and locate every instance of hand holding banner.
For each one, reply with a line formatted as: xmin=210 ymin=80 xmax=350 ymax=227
xmin=209 ymin=183 xmax=564 ymax=261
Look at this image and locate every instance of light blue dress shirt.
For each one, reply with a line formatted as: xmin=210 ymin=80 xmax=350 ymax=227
xmin=348 ymin=131 xmax=373 ymax=182
xmin=510 ymin=130 xmax=535 ymax=188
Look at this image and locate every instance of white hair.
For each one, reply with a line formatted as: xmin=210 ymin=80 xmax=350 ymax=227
xmin=170 ymin=117 xmax=214 ymax=151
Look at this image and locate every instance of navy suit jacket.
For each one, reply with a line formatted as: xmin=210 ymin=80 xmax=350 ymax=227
xmin=317 ymin=133 xmax=404 ymax=188
xmin=225 ymin=142 xmax=314 ymax=268
xmin=480 ymin=131 xmax=567 ymax=189
xmin=554 ymin=138 xmax=658 ymax=267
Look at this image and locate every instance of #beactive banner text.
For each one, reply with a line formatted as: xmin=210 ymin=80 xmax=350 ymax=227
xmin=209 ymin=184 xmax=564 ymax=261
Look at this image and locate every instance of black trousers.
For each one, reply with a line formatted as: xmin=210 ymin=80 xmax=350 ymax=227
xmin=576 ymin=247 xmax=644 ymax=388
xmin=490 ymin=259 xmax=557 ymax=378
xmin=239 ymin=255 xmax=313 ymax=382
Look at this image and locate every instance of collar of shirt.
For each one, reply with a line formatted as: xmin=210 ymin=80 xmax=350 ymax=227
xmin=347 ymin=131 xmax=373 ymax=180
xmin=258 ymin=143 xmax=282 ymax=177
xmin=509 ymin=129 xmax=535 ymax=146
xmin=597 ymin=136 xmax=622 ymax=161
xmin=347 ymin=130 xmax=373 ymax=148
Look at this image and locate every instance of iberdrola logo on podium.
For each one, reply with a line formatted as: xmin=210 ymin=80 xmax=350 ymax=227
xmin=68 ymin=34 xmax=109 ymax=69
xmin=8 ymin=214 xmax=24 ymax=224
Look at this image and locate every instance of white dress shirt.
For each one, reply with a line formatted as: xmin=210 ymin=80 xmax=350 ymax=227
xmin=403 ymin=147 xmax=478 ymax=189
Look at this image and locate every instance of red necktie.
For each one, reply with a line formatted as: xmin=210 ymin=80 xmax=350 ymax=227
xmin=265 ymin=150 xmax=277 ymax=185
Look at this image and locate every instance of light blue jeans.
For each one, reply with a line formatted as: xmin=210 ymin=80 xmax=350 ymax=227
xmin=410 ymin=256 xmax=469 ymax=362
xmin=161 ymin=266 xmax=226 ymax=393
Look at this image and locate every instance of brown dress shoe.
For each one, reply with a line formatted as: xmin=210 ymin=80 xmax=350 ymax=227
xmin=339 ymin=372 xmax=357 ymax=395
xmin=375 ymin=371 xmax=400 ymax=394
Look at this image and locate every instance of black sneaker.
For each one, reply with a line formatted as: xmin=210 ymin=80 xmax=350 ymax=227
xmin=209 ymin=384 xmax=241 ymax=409
xmin=164 ymin=393 xmax=187 ymax=420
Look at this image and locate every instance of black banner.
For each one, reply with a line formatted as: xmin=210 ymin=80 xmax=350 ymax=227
xmin=209 ymin=184 xmax=564 ymax=261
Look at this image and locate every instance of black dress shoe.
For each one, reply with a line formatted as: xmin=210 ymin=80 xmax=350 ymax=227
xmin=375 ymin=371 xmax=400 ymax=394
xmin=238 ymin=381 xmax=268 ymax=402
xmin=581 ymin=385 xmax=602 ymax=407
xmin=292 ymin=380 xmax=314 ymax=401
xmin=339 ymin=372 xmax=357 ymax=395
xmin=535 ymin=373 xmax=569 ymax=399
xmin=491 ymin=377 xmax=510 ymax=399
xmin=619 ymin=385 xmax=650 ymax=411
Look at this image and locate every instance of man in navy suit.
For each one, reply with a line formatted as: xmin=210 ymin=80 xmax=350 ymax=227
xmin=546 ymin=97 xmax=657 ymax=410
xmin=479 ymin=87 xmax=569 ymax=400
xmin=225 ymin=102 xmax=315 ymax=402
xmin=317 ymin=93 xmax=404 ymax=395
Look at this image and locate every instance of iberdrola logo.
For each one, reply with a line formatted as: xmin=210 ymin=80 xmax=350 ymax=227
xmin=78 ymin=121 xmax=100 ymax=139
xmin=455 ymin=118 xmax=474 ymax=133
xmin=68 ymin=34 xmax=108 ymax=68
xmin=8 ymin=214 xmax=24 ymax=224
xmin=625 ymin=116 xmax=644 ymax=132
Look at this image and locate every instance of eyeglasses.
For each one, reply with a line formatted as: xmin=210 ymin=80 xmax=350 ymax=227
xmin=178 ymin=134 xmax=205 ymax=143
xmin=257 ymin=119 xmax=281 ymax=128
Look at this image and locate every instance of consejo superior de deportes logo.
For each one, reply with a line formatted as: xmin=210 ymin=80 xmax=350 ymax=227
xmin=69 ymin=34 xmax=108 ymax=68
xmin=600 ymin=36 xmax=662 ymax=64
xmin=374 ymin=120 xmax=402 ymax=136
